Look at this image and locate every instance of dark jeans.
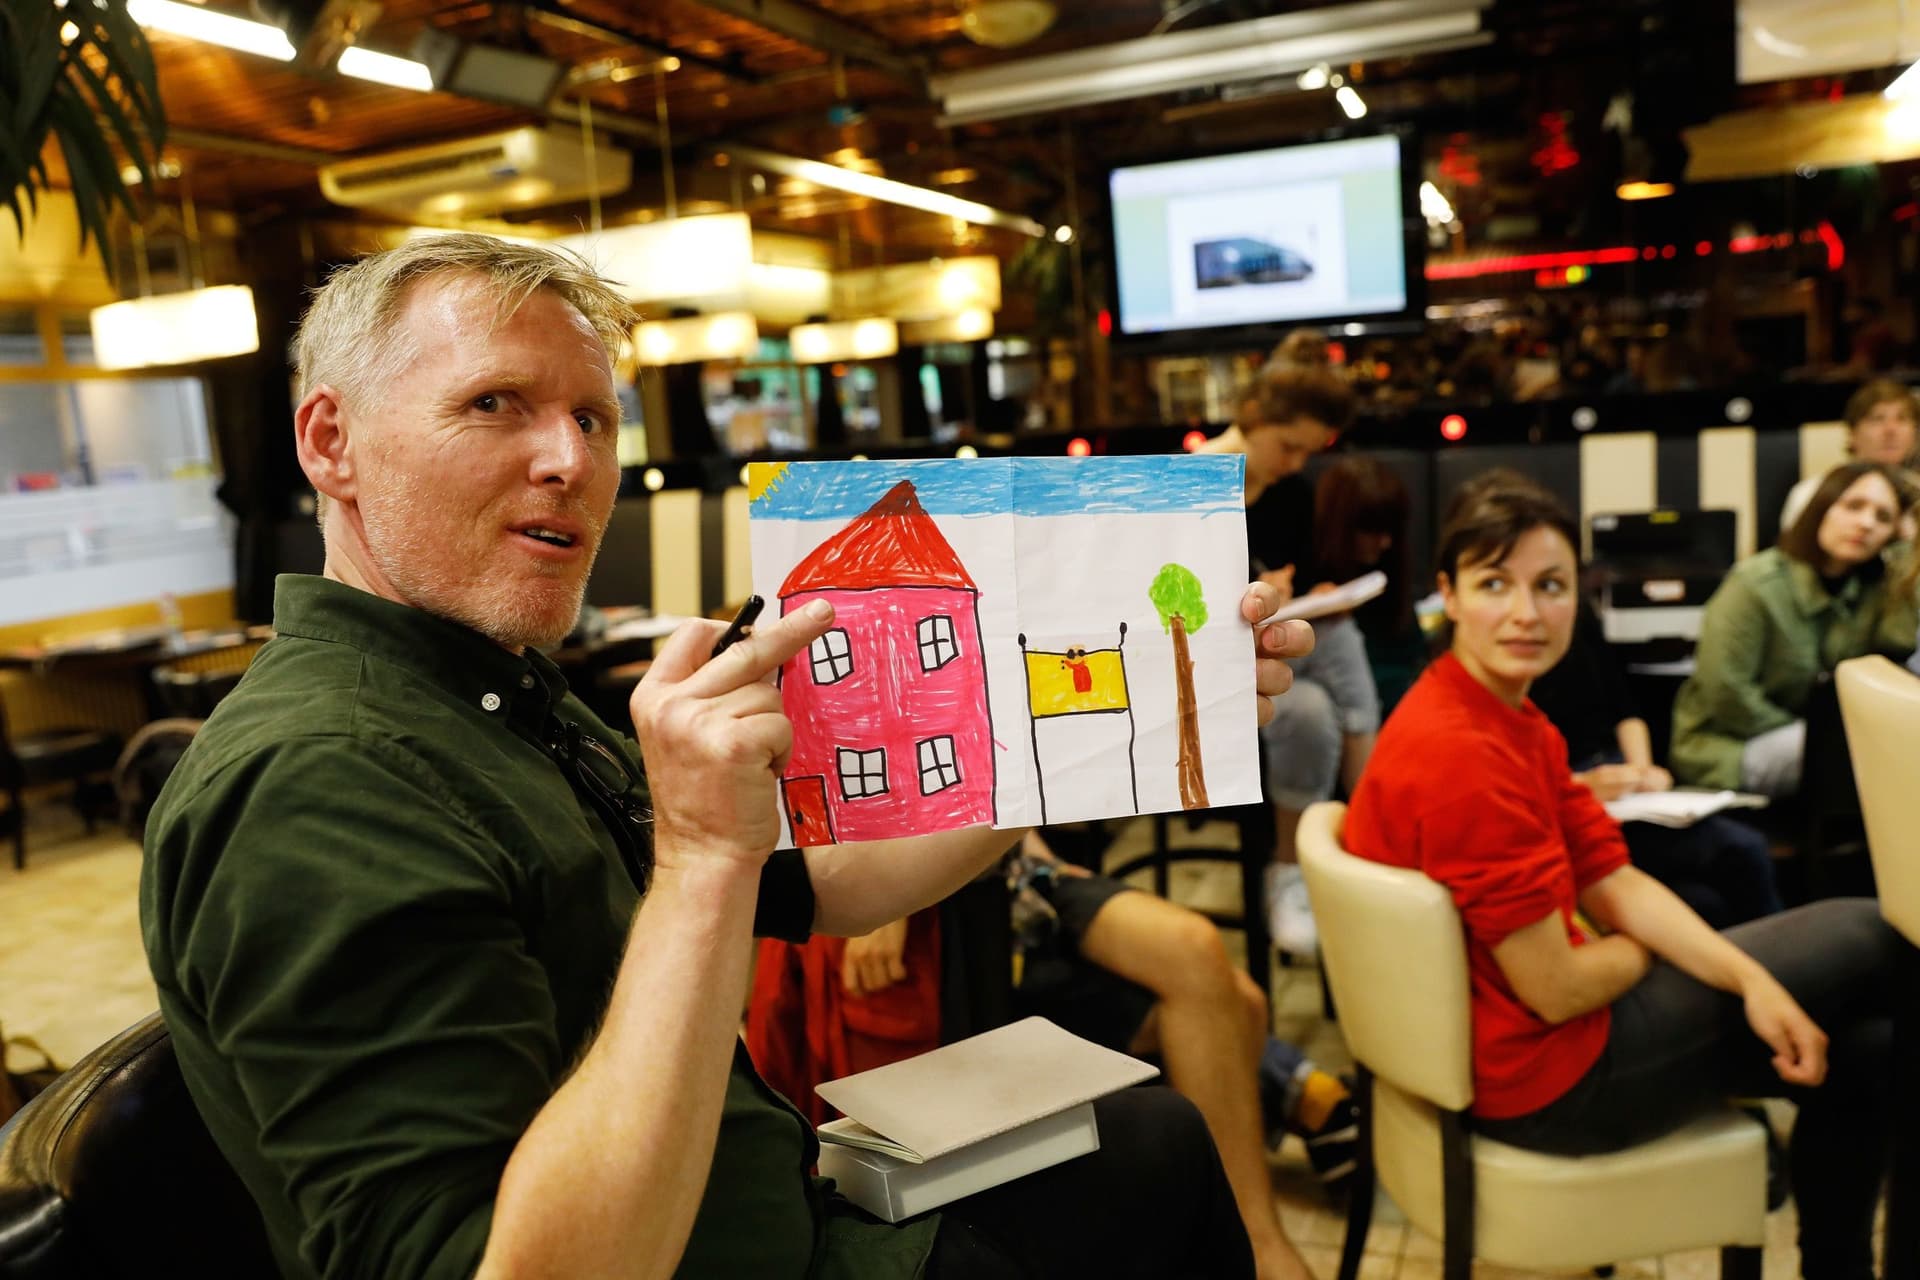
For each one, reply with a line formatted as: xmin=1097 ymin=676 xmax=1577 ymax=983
xmin=924 ymin=1086 xmax=1254 ymax=1279
xmin=1624 ymin=815 xmax=1784 ymax=928
xmin=1479 ymin=900 xmax=1901 ymax=1280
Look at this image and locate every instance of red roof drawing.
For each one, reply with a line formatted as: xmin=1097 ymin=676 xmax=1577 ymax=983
xmin=780 ymin=480 xmax=978 ymax=595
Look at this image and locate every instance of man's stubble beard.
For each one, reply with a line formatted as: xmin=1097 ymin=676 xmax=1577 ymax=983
xmin=358 ymin=476 xmax=603 ymax=652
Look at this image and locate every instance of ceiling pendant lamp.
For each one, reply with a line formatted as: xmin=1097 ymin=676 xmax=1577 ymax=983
xmin=959 ymin=0 xmax=1058 ymax=48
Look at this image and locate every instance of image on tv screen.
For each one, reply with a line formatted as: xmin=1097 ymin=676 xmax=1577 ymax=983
xmin=1110 ymin=134 xmax=1409 ymax=337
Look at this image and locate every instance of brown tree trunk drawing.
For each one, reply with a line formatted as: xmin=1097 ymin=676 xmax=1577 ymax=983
xmin=1170 ymin=614 xmax=1208 ymax=809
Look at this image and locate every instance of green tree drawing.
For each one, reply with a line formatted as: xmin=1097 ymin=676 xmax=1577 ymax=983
xmin=1148 ymin=564 xmax=1209 ymax=809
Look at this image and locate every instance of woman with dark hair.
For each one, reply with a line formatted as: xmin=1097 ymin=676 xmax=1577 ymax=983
xmin=1671 ymin=460 xmax=1918 ymax=796
xmin=1344 ymin=475 xmax=1902 ymax=1280
xmin=1312 ymin=456 xmax=1419 ymax=712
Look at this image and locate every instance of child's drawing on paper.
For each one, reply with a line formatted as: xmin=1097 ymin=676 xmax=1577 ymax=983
xmin=771 ymin=479 xmax=995 ymax=846
xmin=749 ymin=455 xmax=1258 ymax=843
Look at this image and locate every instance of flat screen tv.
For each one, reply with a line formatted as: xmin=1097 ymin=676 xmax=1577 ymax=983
xmin=1107 ymin=132 xmax=1421 ymax=341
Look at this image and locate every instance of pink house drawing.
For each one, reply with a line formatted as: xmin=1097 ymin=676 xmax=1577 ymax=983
xmin=776 ymin=479 xmax=996 ymax=846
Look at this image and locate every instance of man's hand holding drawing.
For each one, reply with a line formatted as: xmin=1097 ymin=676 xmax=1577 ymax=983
xmin=634 ymin=598 xmax=837 ymax=871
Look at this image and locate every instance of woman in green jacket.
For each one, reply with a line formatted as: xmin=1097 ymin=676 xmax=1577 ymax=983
xmin=1671 ymin=460 xmax=1918 ymax=794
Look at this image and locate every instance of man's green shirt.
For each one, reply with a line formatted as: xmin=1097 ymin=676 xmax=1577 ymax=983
xmin=140 ymin=575 xmax=936 ymax=1279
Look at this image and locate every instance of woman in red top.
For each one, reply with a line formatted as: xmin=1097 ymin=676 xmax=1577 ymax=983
xmin=1345 ymin=475 xmax=1901 ymax=1280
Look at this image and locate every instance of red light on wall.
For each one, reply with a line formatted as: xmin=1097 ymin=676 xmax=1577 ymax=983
xmin=1373 ymin=361 xmax=1391 ymax=380
xmin=1660 ymin=245 xmax=1677 ymax=259
xmin=1816 ymin=221 xmax=1845 ymax=271
xmin=1326 ymin=341 xmax=1346 ymax=364
xmin=1641 ymin=246 xmax=1657 ymax=260
xmin=1182 ymin=429 xmax=1207 ymax=452
xmin=1440 ymin=414 xmax=1468 ymax=441
xmin=1696 ymin=240 xmax=1713 ymax=256
xmin=1067 ymin=437 xmax=1092 ymax=457
xmin=1097 ymin=309 xmax=1113 ymax=337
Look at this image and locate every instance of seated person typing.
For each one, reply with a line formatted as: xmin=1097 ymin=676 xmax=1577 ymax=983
xmin=1345 ymin=474 xmax=1903 ymax=1280
xmin=138 ymin=234 xmax=1312 ymax=1280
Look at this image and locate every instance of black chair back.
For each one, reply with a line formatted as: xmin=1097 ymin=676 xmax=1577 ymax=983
xmin=0 ymin=1013 xmax=274 ymax=1278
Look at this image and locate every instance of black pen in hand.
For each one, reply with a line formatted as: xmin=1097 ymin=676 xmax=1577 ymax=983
xmin=710 ymin=595 xmax=766 ymax=658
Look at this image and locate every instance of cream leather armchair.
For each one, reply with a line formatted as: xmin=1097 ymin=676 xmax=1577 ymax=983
xmin=1836 ymin=654 xmax=1920 ymax=946
xmin=1296 ymin=802 xmax=1766 ymax=1280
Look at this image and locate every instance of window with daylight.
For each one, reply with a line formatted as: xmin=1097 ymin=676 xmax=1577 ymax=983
xmin=917 ymin=736 xmax=960 ymax=795
xmin=838 ymin=746 xmax=888 ymax=800
xmin=811 ymin=627 xmax=854 ymax=684
xmin=917 ymin=614 xmax=959 ymax=671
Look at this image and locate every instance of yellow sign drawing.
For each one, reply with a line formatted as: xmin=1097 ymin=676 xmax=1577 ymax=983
xmin=1024 ymin=648 xmax=1129 ymax=719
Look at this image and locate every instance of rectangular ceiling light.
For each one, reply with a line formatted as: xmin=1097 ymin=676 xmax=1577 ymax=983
xmin=790 ymin=318 xmax=899 ymax=364
xmin=833 ymin=256 xmax=1001 ymax=322
xmin=900 ymin=309 xmax=994 ymax=345
xmin=930 ymin=0 xmax=1490 ymax=123
xmin=632 ymin=312 xmax=760 ymax=366
xmin=90 ymin=286 xmax=261 ymax=370
xmin=722 ymin=146 xmax=1046 ymax=238
xmin=338 ymin=46 xmax=435 ymax=92
xmin=561 ymin=214 xmax=755 ymax=304
xmin=126 ymin=0 xmax=295 ymax=60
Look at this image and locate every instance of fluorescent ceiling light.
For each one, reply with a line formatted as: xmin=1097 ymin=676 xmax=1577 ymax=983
xmin=832 ymin=256 xmax=1001 ymax=322
xmin=632 ymin=312 xmax=760 ymax=366
xmin=1335 ymin=85 xmax=1368 ymax=118
xmin=338 ymin=46 xmax=434 ymax=92
xmin=90 ymin=286 xmax=261 ymax=370
xmin=722 ymin=145 xmax=1045 ymax=238
xmin=930 ymin=0 xmax=1489 ymax=123
xmin=790 ymin=318 xmax=899 ymax=364
xmin=1887 ymin=61 xmax=1920 ymax=101
xmin=127 ymin=0 xmax=294 ymax=60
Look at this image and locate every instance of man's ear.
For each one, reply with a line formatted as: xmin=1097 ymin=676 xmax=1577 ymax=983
xmin=294 ymin=385 xmax=356 ymax=503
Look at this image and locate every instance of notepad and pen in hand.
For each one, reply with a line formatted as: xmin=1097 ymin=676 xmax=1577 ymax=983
xmin=813 ymin=1017 xmax=1159 ymax=1221
xmin=1257 ymin=570 xmax=1388 ymax=627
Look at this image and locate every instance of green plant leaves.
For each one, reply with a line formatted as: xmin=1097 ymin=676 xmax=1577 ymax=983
xmin=2 ymin=0 xmax=167 ymax=278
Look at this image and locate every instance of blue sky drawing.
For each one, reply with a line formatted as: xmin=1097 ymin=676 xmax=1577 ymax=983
xmin=751 ymin=455 xmax=1245 ymax=520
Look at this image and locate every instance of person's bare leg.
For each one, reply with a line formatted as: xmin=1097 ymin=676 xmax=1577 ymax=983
xmin=1338 ymin=730 xmax=1375 ymax=798
xmin=1082 ymin=890 xmax=1311 ymax=1280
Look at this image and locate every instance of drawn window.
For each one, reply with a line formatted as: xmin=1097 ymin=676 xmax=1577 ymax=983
xmin=837 ymin=747 xmax=888 ymax=800
xmin=916 ymin=736 xmax=960 ymax=795
xmin=811 ymin=627 xmax=854 ymax=684
xmin=917 ymin=615 xmax=958 ymax=671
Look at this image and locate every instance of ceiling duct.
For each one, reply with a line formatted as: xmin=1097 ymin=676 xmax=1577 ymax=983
xmin=929 ymin=0 xmax=1492 ymax=125
xmin=317 ymin=126 xmax=632 ymax=220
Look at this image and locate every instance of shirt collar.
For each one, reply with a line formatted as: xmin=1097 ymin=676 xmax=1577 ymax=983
xmin=1432 ymin=650 xmax=1548 ymax=729
xmin=1781 ymin=553 xmax=1862 ymax=619
xmin=270 ymin=574 xmax=569 ymax=736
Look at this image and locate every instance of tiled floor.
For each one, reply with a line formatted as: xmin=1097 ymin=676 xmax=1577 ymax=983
xmin=2 ymin=811 xmax=1834 ymax=1279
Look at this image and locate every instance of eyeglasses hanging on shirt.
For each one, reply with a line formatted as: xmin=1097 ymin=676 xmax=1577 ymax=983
xmin=545 ymin=718 xmax=654 ymax=895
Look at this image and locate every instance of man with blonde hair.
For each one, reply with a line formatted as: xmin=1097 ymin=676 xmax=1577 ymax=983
xmin=141 ymin=233 xmax=1312 ymax=1279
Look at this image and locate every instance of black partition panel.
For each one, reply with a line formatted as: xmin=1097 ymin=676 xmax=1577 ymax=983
xmin=586 ymin=499 xmax=654 ymax=609
xmin=1753 ymin=429 xmax=1804 ymax=549
xmin=1430 ymin=443 xmax=1582 ymax=538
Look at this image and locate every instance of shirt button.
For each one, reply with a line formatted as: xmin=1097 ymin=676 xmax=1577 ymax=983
xmin=520 ymin=673 xmax=536 ymax=689
xmin=481 ymin=692 xmax=502 ymax=712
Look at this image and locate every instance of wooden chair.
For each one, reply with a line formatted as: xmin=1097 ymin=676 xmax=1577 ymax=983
xmin=1297 ymin=802 xmax=1767 ymax=1280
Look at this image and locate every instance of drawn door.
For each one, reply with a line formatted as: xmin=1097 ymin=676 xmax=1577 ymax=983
xmin=782 ymin=775 xmax=835 ymax=847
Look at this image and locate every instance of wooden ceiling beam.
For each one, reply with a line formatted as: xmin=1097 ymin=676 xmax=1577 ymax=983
xmin=675 ymin=0 xmax=926 ymax=91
